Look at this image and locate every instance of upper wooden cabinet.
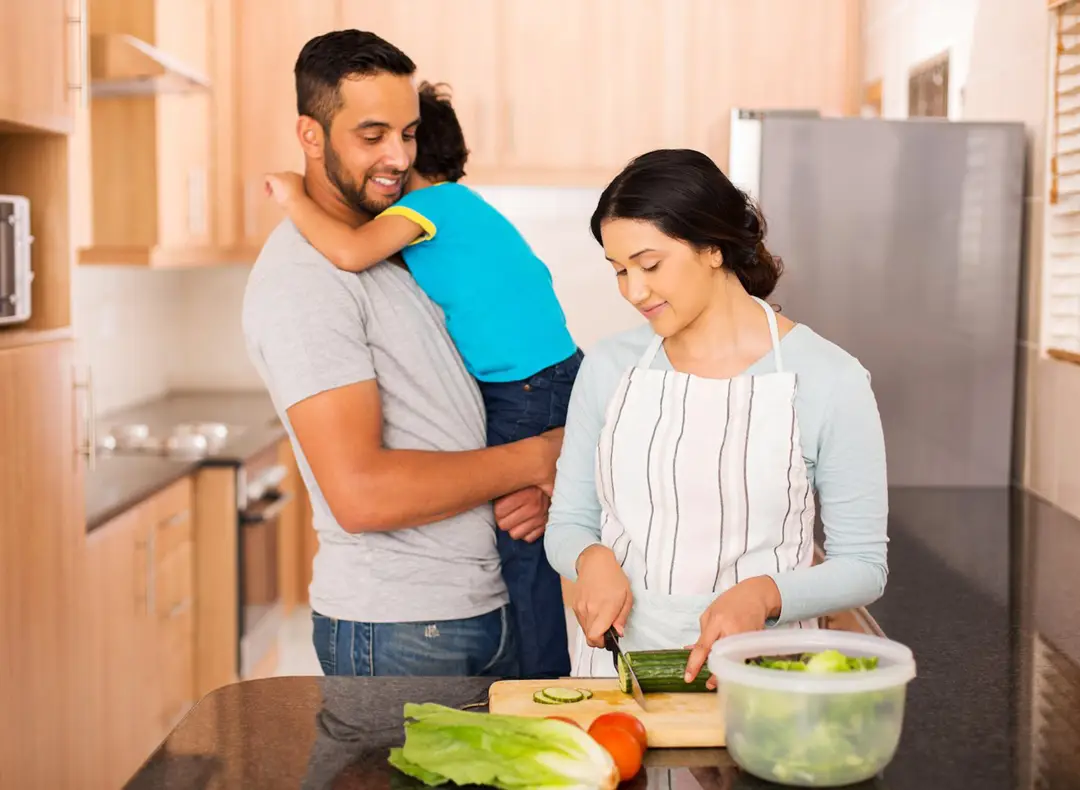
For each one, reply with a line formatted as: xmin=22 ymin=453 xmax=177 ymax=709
xmin=339 ymin=1 xmax=503 ymax=172
xmin=77 ymin=0 xmax=228 ymax=267
xmin=72 ymin=0 xmax=861 ymax=260
xmin=0 ymin=0 xmax=81 ymax=134
xmin=233 ymin=0 xmax=341 ymax=252
xmin=683 ymin=0 xmax=861 ymax=165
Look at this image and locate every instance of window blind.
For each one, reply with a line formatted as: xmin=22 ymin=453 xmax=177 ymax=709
xmin=1048 ymin=0 xmax=1080 ymax=358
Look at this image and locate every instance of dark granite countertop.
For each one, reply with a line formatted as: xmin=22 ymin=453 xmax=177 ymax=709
xmin=126 ymin=487 xmax=1080 ymax=789
xmin=86 ymin=390 xmax=287 ymax=531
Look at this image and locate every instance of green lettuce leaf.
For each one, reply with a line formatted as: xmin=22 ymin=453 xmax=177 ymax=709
xmin=389 ymin=703 xmax=618 ymax=790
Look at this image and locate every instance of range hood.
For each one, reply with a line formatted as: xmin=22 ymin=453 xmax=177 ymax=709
xmin=90 ymin=34 xmax=210 ymax=98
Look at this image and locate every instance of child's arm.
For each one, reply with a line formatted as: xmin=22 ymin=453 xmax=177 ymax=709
xmin=265 ymin=172 xmax=426 ymax=272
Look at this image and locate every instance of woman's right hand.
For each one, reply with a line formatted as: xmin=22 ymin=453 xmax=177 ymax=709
xmin=573 ymin=545 xmax=633 ymax=648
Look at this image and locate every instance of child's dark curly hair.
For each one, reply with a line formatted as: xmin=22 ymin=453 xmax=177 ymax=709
xmin=414 ymin=81 xmax=469 ymax=182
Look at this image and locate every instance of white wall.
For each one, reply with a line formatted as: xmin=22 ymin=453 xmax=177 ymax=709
xmin=74 ymin=185 xmax=643 ymax=414
xmin=73 ymin=267 xmax=185 ymax=416
xmin=862 ymin=0 xmax=979 ymax=119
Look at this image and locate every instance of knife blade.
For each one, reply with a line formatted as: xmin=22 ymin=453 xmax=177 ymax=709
xmin=604 ymin=626 xmax=648 ymax=710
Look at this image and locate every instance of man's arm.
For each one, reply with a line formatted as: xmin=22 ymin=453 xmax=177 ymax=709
xmin=288 ymin=379 xmax=561 ymax=533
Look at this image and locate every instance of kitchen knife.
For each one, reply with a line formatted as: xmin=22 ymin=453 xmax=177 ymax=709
xmin=604 ymin=626 xmax=648 ymax=710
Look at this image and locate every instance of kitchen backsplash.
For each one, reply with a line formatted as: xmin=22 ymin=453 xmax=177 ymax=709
xmin=73 ymin=266 xmax=186 ymax=416
xmin=74 ymin=186 xmax=644 ymax=416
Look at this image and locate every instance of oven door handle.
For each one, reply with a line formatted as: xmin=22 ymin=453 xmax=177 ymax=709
xmin=240 ymin=491 xmax=294 ymax=525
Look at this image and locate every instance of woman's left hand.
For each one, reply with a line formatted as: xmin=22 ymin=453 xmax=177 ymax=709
xmin=685 ymin=576 xmax=782 ymax=689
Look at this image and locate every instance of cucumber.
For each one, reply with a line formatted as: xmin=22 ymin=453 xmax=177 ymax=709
xmin=541 ymin=687 xmax=585 ymax=703
xmin=577 ymin=688 xmax=593 ymax=700
xmin=617 ymin=649 xmax=712 ymax=694
xmin=532 ymin=690 xmax=561 ymax=705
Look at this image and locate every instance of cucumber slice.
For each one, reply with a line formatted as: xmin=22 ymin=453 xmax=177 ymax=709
xmin=532 ymin=690 xmax=561 ymax=705
xmin=541 ymin=687 xmax=585 ymax=703
xmin=577 ymin=688 xmax=594 ymax=700
xmin=617 ymin=653 xmax=631 ymax=694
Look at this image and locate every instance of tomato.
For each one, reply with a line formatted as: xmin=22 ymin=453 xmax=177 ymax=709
xmin=545 ymin=716 xmax=581 ymax=729
xmin=588 ymin=712 xmax=648 ymax=752
xmin=590 ymin=725 xmax=643 ymax=782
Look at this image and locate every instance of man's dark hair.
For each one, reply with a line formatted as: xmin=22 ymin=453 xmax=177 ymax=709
xmin=294 ymin=29 xmax=415 ymax=131
xmin=414 ymin=82 xmax=469 ymax=182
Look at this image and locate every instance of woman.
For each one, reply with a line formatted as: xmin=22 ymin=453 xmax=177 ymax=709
xmin=545 ymin=149 xmax=888 ymax=685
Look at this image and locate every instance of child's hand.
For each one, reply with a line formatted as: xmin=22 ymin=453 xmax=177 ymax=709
xmin=264 ymin=172 xmax=305 ymax=207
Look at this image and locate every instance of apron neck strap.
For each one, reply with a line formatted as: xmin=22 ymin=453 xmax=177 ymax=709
xmin=638 ymin=334 xmax=665 ymax=367
xmin=752 ymin=297 xmax=785 ymax=373
xmin=636 ymin=297 xmax=786 ymax=373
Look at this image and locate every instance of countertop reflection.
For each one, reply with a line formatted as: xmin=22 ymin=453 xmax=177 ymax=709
xmin=126 ymin=488 xmax=1080 ymax=789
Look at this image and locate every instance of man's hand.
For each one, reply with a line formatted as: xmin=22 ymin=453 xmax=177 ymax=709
xmin=494 ymin=487 xmax=550 ymax=543
xmin=533 ymin=427 xmax=564 ymax=496
xmin=573 ymin=545 xmax=633 ymax=647
xmin=685 ymin=576 xmax=782 ymax=689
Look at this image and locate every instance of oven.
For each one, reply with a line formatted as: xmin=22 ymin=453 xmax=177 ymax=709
xmin=236 ymin=451 xmax=292 ymax=679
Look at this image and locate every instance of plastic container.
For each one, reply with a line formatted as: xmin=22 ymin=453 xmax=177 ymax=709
xmin=707 ymin=630 xmax=916 ymax=787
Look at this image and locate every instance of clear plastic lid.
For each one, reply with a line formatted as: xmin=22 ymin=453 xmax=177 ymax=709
xmin=707 ymin=630 xmax=916 ymax=694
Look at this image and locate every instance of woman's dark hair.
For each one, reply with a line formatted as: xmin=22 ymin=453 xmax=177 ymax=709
xmin=414 ymin=81 xmax=469 ymax=182
xmin=295 ymin=30 xmax=415 ymax=131
xmin=590 ymin=149 xmax=783 ymax=299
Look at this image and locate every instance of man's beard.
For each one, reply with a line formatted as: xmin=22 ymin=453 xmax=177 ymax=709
xmin=324 ymin=141 xmax=401 ymax=217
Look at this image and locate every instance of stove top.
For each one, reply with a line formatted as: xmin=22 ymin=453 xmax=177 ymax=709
xmin=99 ymin=421 xmax=247 ymax=459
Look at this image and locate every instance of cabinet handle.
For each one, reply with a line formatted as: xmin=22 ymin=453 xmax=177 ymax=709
xmin=474 ymin=101 xmax=484 ymax=158
xmin=505 ymin=100 xmax=515 ymax=158
xmin=146 ymin=524 xmax=157 ymax=617
xmin=160 ymin=511 xmax=190 ymax=530
xmin=66 ymin=0 xmax=88 ymax=108
xmin=73 ymin=366 xmax=96 ymax=471
xmin=134 ymin=539 xmax=148 ymax=607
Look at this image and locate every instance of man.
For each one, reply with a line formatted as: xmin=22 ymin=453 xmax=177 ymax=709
xmin=242 ymin=29 xmax=561 ymax=677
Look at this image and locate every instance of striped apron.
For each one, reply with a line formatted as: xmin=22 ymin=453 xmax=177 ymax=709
xmin=571 ymin=297 xmax=817 ymax=677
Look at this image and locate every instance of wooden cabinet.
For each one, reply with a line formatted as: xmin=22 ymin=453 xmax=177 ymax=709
xmin=339 ymin=0 xmax=503 ymax=171
xmin=77 ymin=0 xmax=218 ymax=266
xmin=0 ymin=341 xmax=85 ymax=789
xmin=69 ymin=0 xmax=862 ymax=258
xmin=0 ymin=0 xmax=80 ymax=134
xmin=496 ymin=0 xmax=610 ymax=179
xmin=683 ymin=0 xmax=861 ymax=164
xmin=83 ymin=507 xmax=155 ymax=789
xmin=84 ymin=478 xmax=195 ymax=790
xmin=233 ymin=0 xmax=341 ymax=251
xmin=0 ymin=0 xmax=79 ymax=343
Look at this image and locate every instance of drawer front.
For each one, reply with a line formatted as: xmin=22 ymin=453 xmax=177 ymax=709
xmin=152 ymin=478 xmax=193 ymax=561
xmin=156 ymin=541 xmax=194 ymax=619
xmin=157 ymin=606 xmax=195 ymax=731
xmin=151 ymin=477 xmax=193 ymax=521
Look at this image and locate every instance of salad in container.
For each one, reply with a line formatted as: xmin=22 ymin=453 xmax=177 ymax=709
xmin=708 ymin=630 xmax=916 ymax=787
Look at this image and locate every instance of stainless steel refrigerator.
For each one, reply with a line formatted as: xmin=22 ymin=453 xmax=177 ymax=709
xmin=729 ymin=111 xmax=1026 ymax=488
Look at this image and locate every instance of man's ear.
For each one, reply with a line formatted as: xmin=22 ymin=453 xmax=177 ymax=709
xmin=297 ymin=116 xmax=324 ymax=160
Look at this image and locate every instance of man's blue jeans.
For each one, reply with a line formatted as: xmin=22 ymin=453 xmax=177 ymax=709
xmin=311 ymin=605 xmax=519 ymax=677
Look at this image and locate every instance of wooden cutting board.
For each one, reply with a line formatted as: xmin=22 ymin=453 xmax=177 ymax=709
xmin=487 ymin=679 xmax=725 ymax=748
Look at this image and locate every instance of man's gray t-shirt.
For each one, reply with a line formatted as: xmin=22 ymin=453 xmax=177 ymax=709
xmin=242 ymin=220 xmax=508 ymax=623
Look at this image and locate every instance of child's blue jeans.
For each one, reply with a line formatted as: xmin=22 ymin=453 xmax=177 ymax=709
xmin=477 ymin=348 xmax=584 ymax=679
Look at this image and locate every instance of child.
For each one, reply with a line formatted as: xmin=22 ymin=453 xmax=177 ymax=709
xmin=265 ymin=81 xmax=579 ymax=680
